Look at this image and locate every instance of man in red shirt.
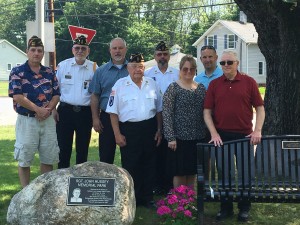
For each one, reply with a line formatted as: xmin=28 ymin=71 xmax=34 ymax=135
xmin=204 ymin=50 xmax=265 ymax=222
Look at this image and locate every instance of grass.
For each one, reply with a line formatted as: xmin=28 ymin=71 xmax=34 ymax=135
xmin=0 ymin=81 xmax=8 ymax=97
xmin=1 ymin=126 xmax=300 ymax=225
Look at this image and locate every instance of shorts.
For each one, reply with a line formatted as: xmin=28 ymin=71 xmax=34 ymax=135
xmin=14 ymin=114 xmax=60 ymax=167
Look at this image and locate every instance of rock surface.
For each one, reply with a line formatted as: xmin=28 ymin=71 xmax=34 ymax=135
xmin=7 ymin=161 xmax=135 ymax=225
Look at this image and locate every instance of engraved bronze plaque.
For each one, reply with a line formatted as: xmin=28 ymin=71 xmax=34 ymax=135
xmin=282 ymin=141 xmax=300 ymax=149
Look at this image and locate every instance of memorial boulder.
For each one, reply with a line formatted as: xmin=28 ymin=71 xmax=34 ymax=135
xmin=7 ymin=161 xmax=135 ymax=225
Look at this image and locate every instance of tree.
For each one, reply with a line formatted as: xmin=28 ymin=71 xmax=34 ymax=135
xmin=0 ymin=0 xmax=35 ymax=51
xmin=234 ymin=0 xmax=300 ymax=134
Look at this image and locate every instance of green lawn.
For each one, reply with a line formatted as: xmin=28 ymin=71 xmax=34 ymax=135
xmin=1 ymin=126 xmax=300 ymax=225
xmin=0 ymin=81 xmax=8 ymax=97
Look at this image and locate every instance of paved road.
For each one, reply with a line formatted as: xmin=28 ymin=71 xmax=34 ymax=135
xmin=0 ymin=97 xmax=17 ymax=126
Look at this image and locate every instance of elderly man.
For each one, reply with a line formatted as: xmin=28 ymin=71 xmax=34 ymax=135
xmin=8 ymin=36 xmax=60 ymax=187
xmin=54 ymin=35 xmax=97 ymax=168
xmin=106 ymin=53 xmax=162 ymax=208
xmin=144 ymin=41 xmax=179 ymax=195
xmin=204 ymin=50 xmax=265 ymax=222
xmin=89 ymin=37 xmax=128 ymax=164
xmin=194 ymin=45 xmax=223 ymax=90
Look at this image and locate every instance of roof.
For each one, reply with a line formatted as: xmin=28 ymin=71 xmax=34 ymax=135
xmin=0 ymin=39 xmax=27 ymax=56
xmin=192 ymin=20 xmax=258 ymax=46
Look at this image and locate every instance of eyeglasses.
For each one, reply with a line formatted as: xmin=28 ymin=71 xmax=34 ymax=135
xmin=220 ymin=60 xmax=236 ymax=66
xmin=182 ymin=67 xmax=196 ymax=73
xmin=73 ymin=46 xmax=88 ymax=51
xmin=156 ymin=52 xmax=169 ymax=57
xmin=201 ymin=45 xmax=215 ymax=51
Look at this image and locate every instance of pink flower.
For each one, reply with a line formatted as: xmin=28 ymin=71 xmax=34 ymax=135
xmin=167 ymin=194 xmax=178 ymax=205
xmin=156 ymin=199 xmax=165 ymax=206
xmin=184 ymin=210 xmax=192 ymax=217
xmin=157 ymin=206 xmax=172 ymax=215
xmin=156 ymin=185 xmax=196 ymax=223
xmin=176 ymin=206 xmax=184 ymax=212
xmin=176 ymin=185 xmax=187 ymax=194
xmin=187 ymin=189 xmax=196 ymax=197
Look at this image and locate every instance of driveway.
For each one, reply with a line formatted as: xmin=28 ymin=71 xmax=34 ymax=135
xmin=0 ymin=97 xmax=17 ymax=126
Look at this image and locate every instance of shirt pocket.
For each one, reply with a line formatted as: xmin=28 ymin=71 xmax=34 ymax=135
xmin=121 ymin=95 xmax=137 ymax=111
xmin=145 ymin=92 xmax=157 ymax=109
xmin=60 ymin=76 xmax=75 ymax=94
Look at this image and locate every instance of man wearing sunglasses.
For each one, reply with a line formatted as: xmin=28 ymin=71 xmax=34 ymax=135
xmin=204 ymin=50 xmax=265 ymax=222
xmin=194 ymin=45 xmax=223 ymax=90
xmin=144 ymin=41 xmax=179 ymax=195
xmin=54 ymin=35 xmax=98 ymax=169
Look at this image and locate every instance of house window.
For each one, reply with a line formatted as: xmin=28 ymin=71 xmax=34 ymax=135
xmin=7 ymin=63 xmax=12 ymax=71
xmin=16 ymin=63 xmax=21 ymax=66
xmin=227 ymin=34 xmax=236 ymax=49
xmin=258 ymin=61 xmax=264 ymax=75
xmin=207 ymin=36 xmax=215 ymax=46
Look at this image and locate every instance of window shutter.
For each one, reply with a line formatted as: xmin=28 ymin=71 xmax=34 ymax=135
xmin=204 ymin=36 xmax=207 ymax=45
xmin=235 ymin=35 xmax=238 ymax=48
xmin=214 ymin=35 xmax=217 ymax=49
xmin=224 ymin=34 xmax=227 ymax=49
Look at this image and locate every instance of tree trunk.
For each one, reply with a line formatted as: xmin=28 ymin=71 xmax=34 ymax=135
xmin=234 ymin=0 xmax=300 ymax=135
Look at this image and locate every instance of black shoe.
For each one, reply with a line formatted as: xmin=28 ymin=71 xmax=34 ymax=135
xmin=238 ymin=210 xmax=249 ymax=222
xmin=216 ymin=210 xmax=234 ymax=220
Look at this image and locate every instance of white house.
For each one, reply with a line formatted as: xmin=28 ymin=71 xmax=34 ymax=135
xmin=0 ymin=40 xmax=27 ymax=81
xmin=192 ymin=16 xmax=266 ymax=85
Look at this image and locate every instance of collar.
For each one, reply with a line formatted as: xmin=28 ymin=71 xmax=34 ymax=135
xmin=125 ymin=75 xmax=149 ymax=87
xmin=202 ymin=66 xmax=220 ymax=77
xmin=108 ymin=59 xmax=128 ymax=69
xmin=153 ymin=65 xmax=175 ymax=74
xmin=222 ymin=71 xmax=242 ymax=82
xmin=70 ymin=57 xmax=89 ymax=69
xmin=24 ymin=60 xmax=46 ymax=72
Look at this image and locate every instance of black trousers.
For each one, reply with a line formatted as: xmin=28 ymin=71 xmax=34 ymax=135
xmin=99 ymin=111 xmax=116 ymax=164
xmin=57 ymin=103 xmax=92 ymax=168
xmin=154 ymin=137 xmax=173 ymax=192
xmin=119 ymin=117 xmax=157 ymax=205
xmin=217 ymin=129 xmax=251 ymax=212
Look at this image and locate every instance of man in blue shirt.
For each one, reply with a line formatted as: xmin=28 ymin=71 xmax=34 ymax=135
xmin=194 ymin=45 xmax=223 ymax=90
xmin=89 ymin=37 xmax=128 ymax=164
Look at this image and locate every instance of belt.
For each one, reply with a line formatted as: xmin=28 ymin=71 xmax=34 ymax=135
xmin=19 ymin=112 xmax=35 ymax=117
xmin=60 ymin=102 xmax=90 ymax=112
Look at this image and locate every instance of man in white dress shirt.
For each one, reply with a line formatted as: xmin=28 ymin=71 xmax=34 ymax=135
xmin=144 ymin=41 xmax=179 ymax=195
xmin=106 ymin=53 xmax=162 ymax=208
xmin=54 ymin=35 xmax=97 ymax=168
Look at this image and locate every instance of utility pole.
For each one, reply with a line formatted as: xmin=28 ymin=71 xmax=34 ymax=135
xmin=36 ymin=0 xmax=45 ymax=65
xmin=48 ymin=0 xmax=56 ymax=70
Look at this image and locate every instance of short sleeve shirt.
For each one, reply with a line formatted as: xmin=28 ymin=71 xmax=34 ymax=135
xmin=56 ymin=58 xmax=97 ymax=106
xmin=88 ymin=59 xmax=128 ymax=111
xmin=144 ymin=65 xmax=179 ymax=94
xmin=204 ymin=72 xmax=264 ymax=134
xmin=106 ymin=76 xmax=162 ymax=122
xmin=194 ymin=66 xmax=223 ymax=90
xmin=8 ymin=61 xmax=60 ymax=115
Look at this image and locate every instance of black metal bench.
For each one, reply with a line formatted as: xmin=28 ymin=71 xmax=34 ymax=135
xmin=197 ymin=135 xmax=300 ymax=225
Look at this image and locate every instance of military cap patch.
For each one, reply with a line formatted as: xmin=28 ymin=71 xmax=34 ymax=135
xmin=28 ymin=36 xmax=44 ymax=48
xmin=128 ymin=53 xmax=145 ymax=63
xmin=155 ymin=41 xmax=169 ymax=51
xmin=73 ymin=35 xmax=88 ymax=46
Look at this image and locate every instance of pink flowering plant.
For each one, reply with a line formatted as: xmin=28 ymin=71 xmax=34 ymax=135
xmin=156 ymin=185 xmax=197 ymax=225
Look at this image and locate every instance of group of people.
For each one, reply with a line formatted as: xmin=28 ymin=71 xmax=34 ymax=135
xmin=8 ymin=35 xmax=265 ymax=222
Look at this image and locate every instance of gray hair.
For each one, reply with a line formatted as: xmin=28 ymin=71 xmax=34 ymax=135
xmin=222 ymin=50 xmax=238 ymax=61
xmin=109 ymin=37 xmax=127 ymax=48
